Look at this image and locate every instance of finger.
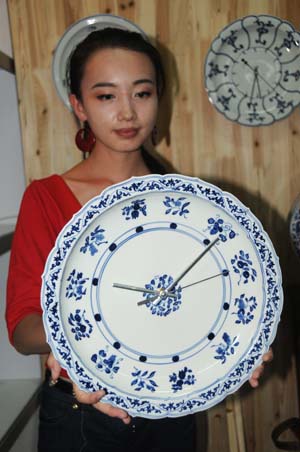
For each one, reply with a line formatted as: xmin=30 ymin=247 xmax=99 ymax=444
xmin=249 ymin=364 xmax=264 ymax=388
xmin=46 ymin=353 xmax=61 ymax=381
xmin=72 ymin=384 xmax=131 ymax=424
xmin=72 ymin=384 xmax=106 ymax=404
xmin=93 ymin=400 xmax=131 ymax=424
xmin=262 ymin=348 xmax=273 ymax=362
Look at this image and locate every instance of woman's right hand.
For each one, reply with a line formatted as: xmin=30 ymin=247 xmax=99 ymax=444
xmin=46 ymin=352 xmax=131 ymax=424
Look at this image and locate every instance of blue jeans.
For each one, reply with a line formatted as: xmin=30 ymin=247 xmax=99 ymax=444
xmin=38 ymin=375 xmax=196 ymax=452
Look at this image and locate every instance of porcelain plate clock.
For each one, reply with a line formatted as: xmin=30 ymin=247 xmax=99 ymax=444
xmin=42 ymin=174 xmax=282 ymax=418
xmin=205 ymin=15 xmax=300 ymax=126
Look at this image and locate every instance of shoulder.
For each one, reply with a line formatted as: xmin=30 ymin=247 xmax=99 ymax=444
xmin=25 ymin=174 xmax=61 ymax=194
xmin=18 ymin=175 xmax=71 ymax=222
xmin=22 ymin=174 xmax=69 ymax=205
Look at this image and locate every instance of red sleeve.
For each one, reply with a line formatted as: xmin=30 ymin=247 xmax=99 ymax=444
xmin=6 ymin=177 xmax=79 ymax=344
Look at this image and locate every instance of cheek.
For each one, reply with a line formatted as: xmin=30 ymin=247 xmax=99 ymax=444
xmin=143 ymin=100 xmax=158 ymax=127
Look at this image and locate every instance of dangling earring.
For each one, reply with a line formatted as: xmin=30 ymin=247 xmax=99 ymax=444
xmin=75 ymin=122 xmax=96 ymax=153
xmin=151 ymin=125 xmax=158 ymax=146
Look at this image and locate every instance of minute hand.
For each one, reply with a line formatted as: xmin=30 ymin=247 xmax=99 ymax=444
xmin=165 ymin=237 xmax=220 ymax=293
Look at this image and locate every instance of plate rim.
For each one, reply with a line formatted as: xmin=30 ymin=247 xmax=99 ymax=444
xmin=204 ymin=14 xmax=300 ymax=126
xmin=41 ymin=173 xmax=283 ymax=418
xmin=52 ymin=14 xmax=148 ymax=110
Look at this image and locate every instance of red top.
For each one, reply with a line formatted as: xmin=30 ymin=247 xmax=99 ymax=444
xmin=6 ymin=175 xmax=82 ymax=377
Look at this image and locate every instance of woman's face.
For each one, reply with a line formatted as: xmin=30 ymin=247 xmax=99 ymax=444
xmin=70 ymin=47 xmax=158 ymax=154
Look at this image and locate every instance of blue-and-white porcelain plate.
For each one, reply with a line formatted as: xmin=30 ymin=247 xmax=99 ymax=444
xmin=41 ymin=174 xmax=283 ymax=418
xmin=205 ymin=15 xmax=300 ymax=126
xmin=289 ymin=194 xmax=300 ymax=259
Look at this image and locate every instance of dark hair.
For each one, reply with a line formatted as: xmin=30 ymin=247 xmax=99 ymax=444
xmin=68 ymin=28 xmax=165 ymax=100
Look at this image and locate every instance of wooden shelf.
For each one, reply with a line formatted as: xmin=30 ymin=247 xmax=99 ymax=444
xmin=0 ymin=51 xmax=14 ymax=74
xmin=0 ymin=379 xmax=41 ymax=452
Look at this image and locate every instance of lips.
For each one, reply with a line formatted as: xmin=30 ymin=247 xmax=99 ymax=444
xmin=115 ymin=128 xmax=139 ymax=138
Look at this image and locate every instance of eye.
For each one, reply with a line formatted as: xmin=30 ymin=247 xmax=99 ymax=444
xmin=97 ymin=94 xmax=115 ymax=101
xmin=135 ymin=91 xmax=152 ymax=99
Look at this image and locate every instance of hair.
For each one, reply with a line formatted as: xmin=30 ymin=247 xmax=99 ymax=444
xmin=67 ymin=28 xmax=165 ymax=101
xmin=68 ymin=27 xmax=168 ymax=174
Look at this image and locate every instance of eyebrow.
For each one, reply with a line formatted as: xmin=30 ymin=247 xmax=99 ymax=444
xmin=91 ymin=79 xmax=155 ymax=89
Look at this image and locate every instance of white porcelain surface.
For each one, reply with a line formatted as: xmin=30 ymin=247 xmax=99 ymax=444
xmin=42 ymin=174 xmax=283 ymax=418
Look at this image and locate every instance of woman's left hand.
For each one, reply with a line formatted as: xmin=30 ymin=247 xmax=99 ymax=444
xmin=248 ymin=348 xmax=273 ymax=388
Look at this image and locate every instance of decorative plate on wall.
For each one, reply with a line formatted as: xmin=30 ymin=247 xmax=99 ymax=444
xmin=42 ymin=174 xmax=282 ymax=418
xmin=289 ymin=194 xmax=300 ymax=259
xmin=205 ymin=15 xmax=300 ymax=126
xmin=52 ymin=14 xmax=147 ymax=111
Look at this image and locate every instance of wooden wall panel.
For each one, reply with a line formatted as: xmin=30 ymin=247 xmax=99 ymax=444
xmin=8 ymin=1 xmax=300 ymax=451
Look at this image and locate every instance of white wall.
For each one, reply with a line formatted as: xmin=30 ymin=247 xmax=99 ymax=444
xmin=0 ymin=0 xmax=12 ymax=57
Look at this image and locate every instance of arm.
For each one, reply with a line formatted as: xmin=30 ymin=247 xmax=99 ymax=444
xmin=7 ymin=180 xmax=131 ymax=423
xmin=12 ymin=313 xmax=50 ymax=355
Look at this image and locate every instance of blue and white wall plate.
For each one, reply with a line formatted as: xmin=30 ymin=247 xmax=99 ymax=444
xmin=205 ymin=15 xmax=300 ymax=126
xmin=289 ymin=194 xmax=300 ymax=260
xmin=52 ymin=14 xmax=148 ymax=111
xmin=41 ymin=174 xmax=283 ymax=418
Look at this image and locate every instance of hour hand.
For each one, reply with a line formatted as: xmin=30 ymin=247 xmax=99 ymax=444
xmin=113 ymin=283 xmax=158 ymax=295
xmin=113 ymin=282 xmax=177 ymax=299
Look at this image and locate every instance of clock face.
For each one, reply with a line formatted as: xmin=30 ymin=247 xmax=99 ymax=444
xmin=205 ymin=15 xmax=300 ymax=126
xmin=42 ymin=174 xmax=282 ymax=418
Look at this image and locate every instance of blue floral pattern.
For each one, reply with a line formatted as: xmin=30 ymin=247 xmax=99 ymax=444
xmin=213 ymin=332 xmax=239 ymax=364
xmin=231 ymin=250 xmax=257 ymax=284
xmin=206 ymin=215 xmax=236 ymax=242
xmin=42 ymin=173 xmax=282 ymax=418
xmin=65 ymin=269 xmax=89 ymax=301
xmin=91 ymin=347 xmax=123 ymax=379
xmin=169 ymin=367 xmax=196 ymax=393
xmin=80 ymin=226 xmax=107 ymax=256
xmin=144 ymin=274 xmax=182 ymax=317
xmin=232 ymin=294 xmax=257 ymax=324
xmin=131 ymin=368 xmax=158 ymax=392
xmin=68 ymin=309 xmax=93 ymax=341
xmin=163 ymin=196 xmax=190 ymax=218
xmin=122 ymin=199 xmax=147 ymax=220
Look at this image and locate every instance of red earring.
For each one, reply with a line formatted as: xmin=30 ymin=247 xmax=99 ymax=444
xmin=75 ymin=123 xmax=96 ymax=153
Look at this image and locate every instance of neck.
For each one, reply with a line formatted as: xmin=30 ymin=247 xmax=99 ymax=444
xmin=83 ymin=145 xmax=150 ymax=183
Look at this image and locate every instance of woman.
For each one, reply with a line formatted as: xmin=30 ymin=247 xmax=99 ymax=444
xmin=6 ymin=18 xmax=271 ymax=452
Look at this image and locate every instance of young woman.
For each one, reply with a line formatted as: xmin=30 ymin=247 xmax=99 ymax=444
xmin=6 ymin=19 xmax=272 ymax=452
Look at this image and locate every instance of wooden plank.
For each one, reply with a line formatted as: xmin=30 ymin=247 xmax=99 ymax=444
xmin=7 ymin=1 xmax=300 ymax=451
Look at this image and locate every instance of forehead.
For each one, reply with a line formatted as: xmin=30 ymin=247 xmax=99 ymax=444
xmin=82 ymin=48 xmax=156 ymax=82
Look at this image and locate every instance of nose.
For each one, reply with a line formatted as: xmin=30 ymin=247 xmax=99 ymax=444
xmin=117 ymin=95 xmax=136 ymax=121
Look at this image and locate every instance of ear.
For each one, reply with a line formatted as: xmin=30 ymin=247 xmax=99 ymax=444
xmin=69 ymin=94 xmax=88 ymax=122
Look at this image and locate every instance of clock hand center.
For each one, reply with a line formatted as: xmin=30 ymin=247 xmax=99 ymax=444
xmin=242 ymin=58 xmax=275 ymax=91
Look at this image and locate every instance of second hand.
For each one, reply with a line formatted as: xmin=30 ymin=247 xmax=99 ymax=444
xmin=181 ymin=270 xmax=229 ymax=290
